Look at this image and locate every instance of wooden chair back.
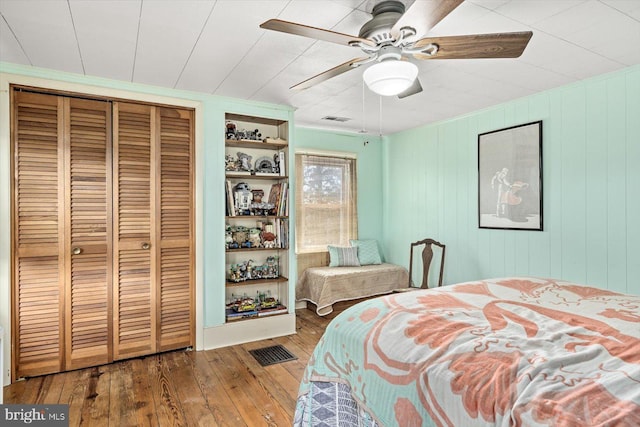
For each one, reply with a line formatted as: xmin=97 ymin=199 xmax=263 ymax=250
xmin=408 ymin=238 xmax=446 ymax=288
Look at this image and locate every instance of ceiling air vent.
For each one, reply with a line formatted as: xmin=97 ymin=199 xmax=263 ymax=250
xmin=321 ymin=116 xmax=351 ymax=122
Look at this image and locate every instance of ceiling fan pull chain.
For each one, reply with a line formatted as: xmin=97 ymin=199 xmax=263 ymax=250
xmin=379 ymin=95 xmax=383 ymax=137
xmin=361 ymin=79 xmax=367 ymax=134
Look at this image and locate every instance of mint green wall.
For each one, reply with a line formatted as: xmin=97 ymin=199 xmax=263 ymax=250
xmin=3 ymin=60 xmax=638 ymax=336
xmin=294 ymin=128 xmax=384 ymax=248
xmin=383 ymin=65 xmax=640 ymax=294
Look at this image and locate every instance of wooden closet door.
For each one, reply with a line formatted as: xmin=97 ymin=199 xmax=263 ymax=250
xmin=157 ymin=107 xmax=194 ymax=351
xmin=64 ymin=98 xmax=112 ymax=370
xmin=112 ymin=102 xmax=156 ymax=360
xmin=113 ymin=104 xmax=194 ymax=358
xmin=13 ymin=92 xmax=112 ymax=377
xmin=13 ymin=92 xmax=193 ymax=376
xmin=12 ymin=91 xmax=65 ymax=378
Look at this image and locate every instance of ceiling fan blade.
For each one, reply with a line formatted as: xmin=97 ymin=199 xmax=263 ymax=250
xmin=397 ymin=78 xmax=423 ymax=99
xmin=291 ymin=57 xmax=370 ymax=91
xmin=392 ymin=0 xmax=464 ymax=39
xmin=260 ymin=19 xmax=376 ymax=47
xmin=412 ymin=31 xmax=533 ymax=60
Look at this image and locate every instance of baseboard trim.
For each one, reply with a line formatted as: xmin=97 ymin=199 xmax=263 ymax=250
xmin=203 ymin=313 xmax=296 ymax=350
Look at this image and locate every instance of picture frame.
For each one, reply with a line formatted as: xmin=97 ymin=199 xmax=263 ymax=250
xmin=478 ymin=121 xmax=543 ymax=231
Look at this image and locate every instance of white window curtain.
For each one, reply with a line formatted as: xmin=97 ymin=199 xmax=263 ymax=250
xmin=295 ymin=153 xmax=358 ymax=253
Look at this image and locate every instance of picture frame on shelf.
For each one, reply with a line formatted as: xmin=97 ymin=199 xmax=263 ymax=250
xmin=478 ymin=121 xmax=543 ymax=231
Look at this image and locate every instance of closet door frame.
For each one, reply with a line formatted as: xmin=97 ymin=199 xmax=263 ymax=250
xmin=4 ymin=81 xmax=201 ymax=383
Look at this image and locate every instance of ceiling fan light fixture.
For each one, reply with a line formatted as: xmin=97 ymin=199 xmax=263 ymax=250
xmin=362 ymin=60 xmax=418 ymax=96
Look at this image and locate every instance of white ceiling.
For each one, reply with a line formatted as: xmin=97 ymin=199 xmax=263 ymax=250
xmin=1 ymin=0 xmax=639 ymax=135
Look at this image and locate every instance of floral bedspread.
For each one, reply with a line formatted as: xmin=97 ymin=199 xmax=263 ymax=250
xmin=294 ymin=277 xmax=640 ymax=426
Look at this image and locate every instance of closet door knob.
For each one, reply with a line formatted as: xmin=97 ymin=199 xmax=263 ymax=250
xmin=72 ymin=247 xmax=82 ymax=255
xmin=142 ymin=242 xmax=151 ymax=250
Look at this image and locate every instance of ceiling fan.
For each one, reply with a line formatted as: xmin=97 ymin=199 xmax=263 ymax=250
xmin=260 ymin=0 xmax=533 ymax=98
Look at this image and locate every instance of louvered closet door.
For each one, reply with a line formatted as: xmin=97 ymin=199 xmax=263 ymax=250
xmin=13 ymin=93 xmax=111 ymax=377
xmin=12 ymin=91 xmax=65 ymax=377
xmin=112 ymin=104 xmax=194 ymax=358
xmin=14 ymin=93 xmax=193 ymax=375
xmin=157 ymin=107 xmax=194 ymax=351
xmin=113 ymin=102 xmax=156 ymax=360
xmin=64 ymin=98 xmax=112 ymax=370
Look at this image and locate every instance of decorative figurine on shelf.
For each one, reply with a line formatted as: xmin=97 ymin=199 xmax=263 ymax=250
xmin=237 ymin=152 xmax=252 ymax=172
xmin=245 ymin=259 xmax=254 ymax=279
xmin=232 ymin=225 xmax=248 ymax=248
xmin=228 ymin=258 xmax=278 ymax=283
xmin=254 ymin=156 xmax=275 ymax=174
xmin=227 ymin=293 xmax=239 ymax=309
xmin=248 ymin=228 xmax=262 ymax=248
xmin=250 ymin=202 xmax=274 ymax=216
xmin=265 ymin=256 xmax=279 ymax=278
xmin=261 ymin=294 xmax=278 ymax=309
xmin=251 ymin=189 xmax=264 ymax=203
xmin=227 ymin=225 xmax=240 ymax=249
xmin=225 ymin=121 xmax=237 ymax=140
xmin=235 ymin=295 xmax=256 ymax=312
xmin=225 ymin=154 xmax=238 ymax=171
xmin=251 ymin=264 xmax=260 ymax=279
xmin=238 ymin=261 xmax=248 ymax=281
xmin=234 ymin=128 xmax=262 ymax=141
xmin=274 ymin=153 xmax=281 ymax=175
xmin=228 ymin=264 xmax=243 ymax=282
xmin=261 ymin=231 xmax=277 ymax=248
xmin=225 ymin=225 xmax=234 ymax=249
xmin=233 ymin=182 xmax=253 ymax=215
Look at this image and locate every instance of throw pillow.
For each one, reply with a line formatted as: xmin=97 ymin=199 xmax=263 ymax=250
xmin=349 ymin=239 xmax=382 ymax=265
xmin=328 ymin=245 xmax=361 ymax=267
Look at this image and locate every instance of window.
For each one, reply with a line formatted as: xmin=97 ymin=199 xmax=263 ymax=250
xmin=295 ymin=153 xmax=357 ymax=253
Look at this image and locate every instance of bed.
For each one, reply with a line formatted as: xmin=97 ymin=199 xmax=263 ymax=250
xmin=293 ymin=277 xmax=640 ymax=426
xmin=296 ymin=263 xmax=409 ymax=316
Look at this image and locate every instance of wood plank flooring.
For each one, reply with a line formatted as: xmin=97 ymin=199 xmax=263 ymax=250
xmin=3 ymin=306 xmax=352 ymax=426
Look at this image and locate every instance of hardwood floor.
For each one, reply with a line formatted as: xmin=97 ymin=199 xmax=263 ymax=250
xmin=3 ymin=307 xmax=349 ymax=426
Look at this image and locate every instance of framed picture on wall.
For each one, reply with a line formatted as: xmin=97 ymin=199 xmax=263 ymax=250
xmin=478 ymin=121 xmax=543 ymax=231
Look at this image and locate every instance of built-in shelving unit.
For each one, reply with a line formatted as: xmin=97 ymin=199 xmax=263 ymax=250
xmin=222 ymin=112 xmax=293 ymax=331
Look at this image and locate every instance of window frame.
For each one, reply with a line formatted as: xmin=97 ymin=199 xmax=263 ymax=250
xmin=294 ymin=150 xmax=358 ymax=254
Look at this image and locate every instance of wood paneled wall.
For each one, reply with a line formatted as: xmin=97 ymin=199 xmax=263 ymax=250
xmin=383 ymin=66 xmax=640 ymax=295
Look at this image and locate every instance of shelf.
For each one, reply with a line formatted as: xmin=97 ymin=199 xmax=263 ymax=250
xmin=226 ymin=247 xmax=288 ymax=253
xmin=226 ymin=113 xmax=287 ymax=127
xmin=225 ymin=172 xmax=288 ymax=181
xmin=225 ymin=310 xmax=289 ymax=322
xmin=226 ymin=276 xmax=288 ymax=287
xmin=226 ymin=215 xmax=287 ymax=220
xmin=225 ymin=139 xmax=287 ymax=150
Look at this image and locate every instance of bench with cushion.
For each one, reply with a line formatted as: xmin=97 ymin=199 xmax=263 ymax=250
xmin=295 ymin=239 xmax=408 ymax=316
